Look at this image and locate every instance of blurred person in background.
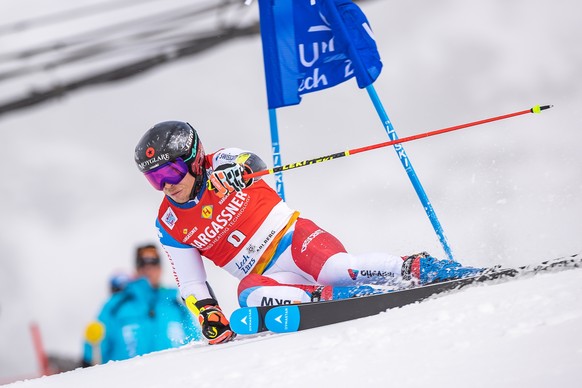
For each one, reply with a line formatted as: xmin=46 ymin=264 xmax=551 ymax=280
xmin=108 ymin=271 xmax=132 ymax=294
xmin=82 ymin=244 xmax=201 ymax=366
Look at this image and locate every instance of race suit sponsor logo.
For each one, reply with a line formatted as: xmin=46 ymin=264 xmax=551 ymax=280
xmin=254 ymin=229 xmax=276 ymax=255
xmin=181 ymin=227 xmax=199 ymax=243
xmin=261 ymin=297 xmax=294 ymax=306
xmin=348 ymin=269 xmax=396 ymax=280
xmin=360 ymin=270 xmax=396 ymax=278
xmin=190 ymin=191 xmax=249 ymax=250
xmin=301 ymin=229 xmax=324 ymax=253
xmin=201 ymin=205 xmax=213 ymax=219
xmin=216 ymin=153 xmax=238 ymax=162
xmin=235 ymin=255 xmax=256 ymax=275
xmin=162 ymin=207 xmax=178 ymax=230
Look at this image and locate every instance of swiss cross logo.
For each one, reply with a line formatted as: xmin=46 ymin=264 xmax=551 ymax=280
xmin=161 ymin=207 xmax=178 ymax=230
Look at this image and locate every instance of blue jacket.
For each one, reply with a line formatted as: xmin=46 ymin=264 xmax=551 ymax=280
xmin=83 ymin=278 xmax=201 ymax=364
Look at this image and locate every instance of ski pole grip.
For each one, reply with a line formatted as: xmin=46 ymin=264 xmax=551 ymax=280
xmin=531 ymin=105 xmax=553 ymax=113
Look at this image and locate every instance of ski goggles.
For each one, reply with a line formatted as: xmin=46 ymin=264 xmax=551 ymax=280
xmin=144 ymin=158 xmax=189 ymax=190
xmin=136 ymin=256 xmax=161 ymax=268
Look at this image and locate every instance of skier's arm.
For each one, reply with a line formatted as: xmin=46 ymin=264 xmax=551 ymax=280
xmin=161 ymin=243 xmax=213 ymax=301
xmin=158 ymin=222 xmax=235 ymax=344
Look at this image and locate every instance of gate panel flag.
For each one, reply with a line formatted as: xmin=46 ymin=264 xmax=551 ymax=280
xmin=258 ymin=0 xmax=383 ymax=109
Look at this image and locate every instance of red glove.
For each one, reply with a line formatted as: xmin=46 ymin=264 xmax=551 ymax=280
xmin=189 ymin=297 xmax=236 ymax=345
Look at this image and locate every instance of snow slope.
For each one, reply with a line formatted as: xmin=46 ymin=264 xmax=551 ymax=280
xmin=1 ymin=0 xmax=581 ymax=384
xmin=6 ymin=268 xmax=582 ymax=388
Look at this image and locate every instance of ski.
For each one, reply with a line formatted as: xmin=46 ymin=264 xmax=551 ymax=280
xmin=229 ymin=254 xmax=581 ymax=335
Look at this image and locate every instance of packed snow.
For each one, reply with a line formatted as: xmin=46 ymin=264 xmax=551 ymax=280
xmin=5 ymin=269 xmax=582 ymax=388
xmin=1 ymin=0 xmax=581 ymax=386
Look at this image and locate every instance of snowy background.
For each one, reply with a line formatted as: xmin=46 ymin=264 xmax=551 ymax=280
xmin=5 ymin=269 xmax=582 ymax=388
xmin=1 ymin=0 xmax=581 ymax=385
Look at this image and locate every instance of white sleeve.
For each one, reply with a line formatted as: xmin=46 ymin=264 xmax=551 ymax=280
xmin=161 ymin=244 xmax=214 ymax=301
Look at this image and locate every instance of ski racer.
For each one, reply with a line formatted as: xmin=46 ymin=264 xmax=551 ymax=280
xmin=134 ymin=121 xmax=483 ymax=345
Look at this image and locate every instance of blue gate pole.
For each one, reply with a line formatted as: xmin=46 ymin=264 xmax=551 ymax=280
xmin=268 ymin=108 xmax=286 ymax=201
xmin=366 ymin=85 xmax=454 ymax=261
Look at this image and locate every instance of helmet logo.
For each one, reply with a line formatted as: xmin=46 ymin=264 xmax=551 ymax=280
xmin=146 ymin=147 xmax=155 ymax=158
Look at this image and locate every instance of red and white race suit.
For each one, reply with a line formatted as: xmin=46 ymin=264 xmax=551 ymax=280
xmin=156 ymin=148 xmax=405 ymax=307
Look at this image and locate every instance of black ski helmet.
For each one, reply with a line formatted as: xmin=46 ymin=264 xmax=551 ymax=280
xmin=134 ymin=121 xmax=206 ymax=196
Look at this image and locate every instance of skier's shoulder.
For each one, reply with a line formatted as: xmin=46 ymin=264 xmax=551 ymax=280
xmin=155 ymin=218 xmax=197 ymax=249
xmin=209 ymin=147 xmax=248 ymax=163
xmin=209 ymin=148 xmax=267 ymax=175
xmin=98 ymin=291 xmax=132 ymax=321
xmin=100 ymin=279 xmax=151 ymax=317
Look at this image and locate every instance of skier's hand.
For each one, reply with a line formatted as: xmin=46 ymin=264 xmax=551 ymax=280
xmin=208 ymin=163 xmax=247 ymax=198
xmin=187 ymin=297 xmax=236 ymax=345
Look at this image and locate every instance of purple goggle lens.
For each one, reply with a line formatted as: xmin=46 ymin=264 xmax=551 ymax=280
xmin=144 ymin=158 xmax=188 ymax=190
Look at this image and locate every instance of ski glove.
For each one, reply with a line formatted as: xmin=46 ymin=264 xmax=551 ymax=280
xmin=208 ymin=163 xmax=247 ymax=198
xmin=186 ymin=297 xmax=236 ymax=345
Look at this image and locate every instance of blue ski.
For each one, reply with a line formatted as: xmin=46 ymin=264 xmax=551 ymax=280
xmin=229 ymin=254 xmax=581 ymax=335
